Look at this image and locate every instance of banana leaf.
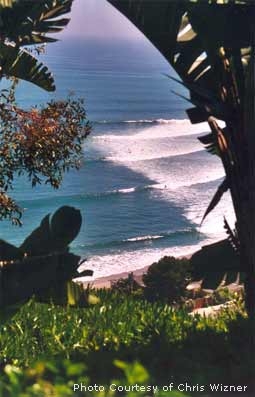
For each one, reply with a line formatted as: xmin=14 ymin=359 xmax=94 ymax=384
xmin=0 ymin=253 xmax=80 ymax=306
xmin=0 ymin=206 xmax=93 ymax=308
xmin=191 ymin=239 xmax=242 ymax=289
xmin=20 ymin=206 xmax=82 ymax=256
xmin=0 ymin=0 xmax=14 ymax=7
xmin=0 ymin=0 xmax=73 ymax=46
xmin=108 ymin=0 xmax=250 ymax=118
xmin=0 ymin=42 xmax=55 ymax=91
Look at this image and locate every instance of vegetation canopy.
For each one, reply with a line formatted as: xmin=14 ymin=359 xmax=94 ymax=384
xmin=0 ymin=0 xmax=91 ymax=224
xmin=0 ymin=84 xmax=90 ymax=224
xmin=0 ymin=0 xmax=73 ymax=91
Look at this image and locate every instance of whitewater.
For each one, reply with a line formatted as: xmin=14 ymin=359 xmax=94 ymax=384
xmin=79 ymin=118 xmax=234 ymax=279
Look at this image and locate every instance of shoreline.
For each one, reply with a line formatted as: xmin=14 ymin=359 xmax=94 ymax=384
xmin=80 ymin=264 xmax=150 ymax=289
xmin=79 ymin=253 xmax=194 ymax=289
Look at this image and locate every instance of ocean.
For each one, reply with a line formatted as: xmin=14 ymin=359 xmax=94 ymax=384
xmin=0 ymin=38 xmax=234 ymax=280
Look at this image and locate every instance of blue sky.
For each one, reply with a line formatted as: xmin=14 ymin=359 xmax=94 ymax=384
xmin=62 ymin=0 xmax=144 ymax=40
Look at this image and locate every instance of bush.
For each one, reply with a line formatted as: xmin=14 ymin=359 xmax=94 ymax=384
xmin=111 ymin=272 xmax=142 ymax=295
xmin=142 ymin=256 xmax=191 ymax=304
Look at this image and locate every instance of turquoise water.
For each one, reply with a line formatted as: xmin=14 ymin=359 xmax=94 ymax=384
xmin=0 ymin=38 xmax=233 ymax=279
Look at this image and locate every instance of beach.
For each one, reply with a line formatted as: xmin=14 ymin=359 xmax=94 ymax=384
xmin=81 ymin=264 xmax=149 ymax=289
xmin=80 ymin=253 xmax=195 ymax=289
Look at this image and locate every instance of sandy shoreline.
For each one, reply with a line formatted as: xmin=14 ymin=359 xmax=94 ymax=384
xmin=80 ymin=253 xmax=194 ymax=289
xmin=80 ymin=264 xmax=150 ymax=289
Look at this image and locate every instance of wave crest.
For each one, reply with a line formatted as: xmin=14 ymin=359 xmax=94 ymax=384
xmin=94 ymin=118 xmax=190 ymax=125
xmin=76 ymin=228 xmax=198 ymax=251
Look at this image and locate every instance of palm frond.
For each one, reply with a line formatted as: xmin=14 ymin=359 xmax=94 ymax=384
xmin=191 ymin=239 xmax=241 ymax=290
xmin=0 ymin=42 xmax=55 ymax=91
xmin=0 ymin=0 xmax=73 ymax=45
xmin=0 ymin=0 xmax=14 ymax=7
xmin=198 ymin=132 xmax=219 ymax=156
xmin=201 ymin=177 xmax=229 ymax=223
xmin=223 ymin=217 xmax=240 ymax=253
xmin=108 ymin=0 xmax=251 ymax=120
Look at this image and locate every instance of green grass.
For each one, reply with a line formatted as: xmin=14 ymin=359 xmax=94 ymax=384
xmin=0 ymin=290 xmax=253 ymax=396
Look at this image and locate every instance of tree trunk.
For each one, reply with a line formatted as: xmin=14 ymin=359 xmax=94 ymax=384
xmin=230 ymin=170 xmax=255 ymax=392
xmin=238 ymin=200 xmax=255 ymax=317
xmin=231 ymin=170 xmax=255 ymax=317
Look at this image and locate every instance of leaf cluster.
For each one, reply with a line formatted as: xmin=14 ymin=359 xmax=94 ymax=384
xmin=0 ymin=0 xmax=72 ymax=46
xmin=0 ymin=206 xmax=94 ymax=313
xmin=0 ymin=85 xmax=91 ymax=224
xmin=0 ymin=0 xmax=74 ymax=91
xmin=111 ymin=272 xmax=142 ymax=295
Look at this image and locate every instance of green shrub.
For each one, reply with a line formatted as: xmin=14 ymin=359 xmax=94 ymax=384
xmin=210 ymin=287 xmax=243 ymax=306
xmin=111 ymin=273 xmax=142 ymax=295
xmin=142 ymin=256 xmax=191 ymax=304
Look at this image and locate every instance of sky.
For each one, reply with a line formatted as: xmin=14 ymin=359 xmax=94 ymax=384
xmin=61 ymin=0 xmax=144 ymax=40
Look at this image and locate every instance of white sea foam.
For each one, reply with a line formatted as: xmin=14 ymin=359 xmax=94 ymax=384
xmin=94 ymin=123 xmax=209 ymax=141
xmin=104 ymin=149 xmax=203 ymax=163
xmin=125 ymin=235 xmax=163 ymax=242
xmin=78 ymin=226 xmax=231 ymax=280
xmin=80 ymin=117 xmax=232 ymax=279
xmin=78 ymin=242 xmax=212 ymax=281
xmin=114 ymin=187 xmax=137 ymax=194
xmin=87 ymin=119 xmax=226 ymax=191
xmin=96 ymin=118 xmax=190 ymax=125
xmin=123 ymin=118 xmax=190 ymax=124
xmin=90 ymin=126 xmax=207 ymax=163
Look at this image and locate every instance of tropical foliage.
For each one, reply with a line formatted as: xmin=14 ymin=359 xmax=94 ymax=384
xmin=0 ymin=0 xmax=92 ymax=223
xmin=0 ymin=0 xmax=73 ymax=91
xmin=0 ymin=83 xmax=90 ymax=224
xmin=108 ymin=0 xmax=255 ymax=316
xmin=0 ymin=206 xmax=93 ymax=325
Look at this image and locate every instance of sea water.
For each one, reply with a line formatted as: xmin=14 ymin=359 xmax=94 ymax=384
xmin=0 ymin=38 xmax=234 ymax=279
